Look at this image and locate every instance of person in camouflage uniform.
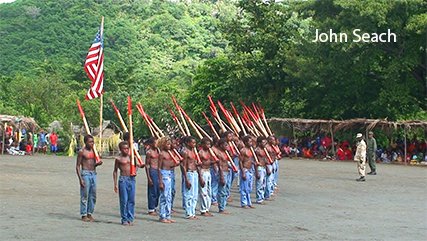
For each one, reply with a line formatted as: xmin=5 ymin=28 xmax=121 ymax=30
xmin=367 ymin=131 xmax=377 ymax=175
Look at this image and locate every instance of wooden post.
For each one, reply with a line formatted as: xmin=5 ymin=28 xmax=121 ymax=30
xmin=99 ymin=95 xmax=103 ymax=155
xmin=292 ymin=123 xmax=296 ymax=144
xmin=403 ymin=125 xmax=407 ymax=165
xmin=330 ymin=122 xmax=335 ymax=159
xmin=1 ymin=122 xmax=5 ymax=155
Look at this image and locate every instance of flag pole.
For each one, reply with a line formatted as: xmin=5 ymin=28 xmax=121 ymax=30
xmin=98 ymin=16 xmax=104 ymax=154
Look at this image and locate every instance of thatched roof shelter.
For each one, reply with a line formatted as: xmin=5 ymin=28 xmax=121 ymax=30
xmin=71 ymin=120 xmax=121 ymax=137
xmin=268 ymin=118 xmax=427 ymax=133
xmin=0 ymin=115 xmax=40 ymax=131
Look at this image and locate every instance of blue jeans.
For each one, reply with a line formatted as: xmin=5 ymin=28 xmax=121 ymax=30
xmin=218 ymin=171 xmax=230 ymax=212
xmin=181 ymin=172 xmax=186 ymax=209
xmin=230 ymin=156 xmax=240 ymax=188
xmin=274 ymin=160 xmax=279 ymax=186
xmin=265 ymin=164 xmax=274 ymax=199
xmin=80 ymin=170 xmax=97 ymax=216
xmin=240 ymin=169 xmax=254 ymax=207
xmin=210 ymin=167 xmax=219 ymax=204
xmin=171 ymin=169 xmax=176 ymax=208
xmin=256 ymin=166 xmax=266 ymax=203
xmin=50 ymin=144 xmax=57 ymax=152
xmin=184 ymin=171 xmax=199 ymax=218
xmin=147 ymin=168 xmax=160 ymax=212
xmin=159 ymin=170 xmax=173 ymax=220
xmin=199 ymin=169 xmax=212 ymax=213
xmin=118 ymin=176 xmax=136 ymax=224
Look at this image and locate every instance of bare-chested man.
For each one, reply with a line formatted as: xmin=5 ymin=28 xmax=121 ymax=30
xmin=113 ymin=141 xmax=140 ymax=226
xmin=239 ymin=135 xmax=256 ymax=208
xmin=216 ymin=138 xmax=232 ymax=214
xmin=158 ymin=137 xmax=179 ymax=223
xmin=255 ymin=136 xmax=271 ymax=204
xmin=182 ymin=136 xmax=201 ymax=219
xmin=76 ymin=135 xmax=102 ymax=222
xmin=144 ymin=137 xmax=160 ymax=216
xmin=198 ymin=137 xmax=216 ymax=216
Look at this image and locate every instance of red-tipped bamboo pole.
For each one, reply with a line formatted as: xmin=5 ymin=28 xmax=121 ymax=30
xmin=77 ymin=100 xmax=102 ymax=165
xmin=128 ymin=96 xmax=137 ymax=176
xmin=110 ymin=99 xmax=144 ymax=166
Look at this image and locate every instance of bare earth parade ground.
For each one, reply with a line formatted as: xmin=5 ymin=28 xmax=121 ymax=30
xmin=1 ymin=155 xmax=426 ymax=241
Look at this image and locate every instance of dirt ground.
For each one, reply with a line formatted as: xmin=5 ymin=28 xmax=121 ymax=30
xmin=0 ymin=154 xmax=426 ymax=241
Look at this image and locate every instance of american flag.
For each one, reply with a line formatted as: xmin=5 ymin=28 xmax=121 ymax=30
xmin=84 ymin=26 xmax=104 ymax=100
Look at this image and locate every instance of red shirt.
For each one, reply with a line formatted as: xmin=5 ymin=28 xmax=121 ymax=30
xmin=50 ymin=133 xmax=58 ymax=145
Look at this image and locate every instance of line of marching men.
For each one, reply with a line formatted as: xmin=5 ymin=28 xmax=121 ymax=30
xmin=76 ymin=132 xmax=281 ymax=225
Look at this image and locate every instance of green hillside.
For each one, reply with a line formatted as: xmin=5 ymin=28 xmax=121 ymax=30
xmin=0 ymin=0 xmax=236 ymax=132
xmin=1 ymin=0 xmax=426 ymax=137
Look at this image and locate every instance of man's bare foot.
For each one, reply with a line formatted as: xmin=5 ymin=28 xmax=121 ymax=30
xmin=81 ymin=216 xmax=90 ymax=222
xmin=227 ymin=197 xmax=233 ymax=202
xmin=212 ymin=202 xmax=218 ymax=206
xmin=87 ymin=214 xmax=95 ymax=222
xmin=242 ymin=206 xmax=250 ymax=209
xmin=160 ymin=219 xmax=171 ymax=223
xmin=189 ymin=216 xmax=199 ymax=220
xmin=122 ymin=222 xmax=129 ymax=226
xmin=206 ymin=212 xmax=214 ymax=216
xmin=148 ymin=211 xmax=157 ymax=216
xmin=219 ymin=210 xmax=230 ymax=215
xmin=169 ymin=219 xmax=176 ymax=223
xmin=128 ymin=221 xmax=134 ymax=226
xmin=201 ymin=212 xmax=209 ymax=217
xmin=249 ymin=205 xmax=256 ymax=209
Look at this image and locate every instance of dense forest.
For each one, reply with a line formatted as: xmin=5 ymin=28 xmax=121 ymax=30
xmin=1 ymin=0 xmax=426 ymax=137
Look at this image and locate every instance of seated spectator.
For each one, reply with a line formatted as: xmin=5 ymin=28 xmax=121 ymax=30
xmin=336 ymin=145 xmax=346 ymax=160
xmin=302 ymin=147 xmax=313 ymax=158
xmin=289 ymin=144 xmax=299 ymax=158
xmin=282 ymin=144 xmax=290 ymax=157
xmin=280 ymin=136 xmax=289 ymax=146
xmin=344 ymin=147 xmax=353 ymax=160
xmin=380 ymin=151 xmax=391 ymax=163
xmin=25 ymin=142 xmax=33 ymax=155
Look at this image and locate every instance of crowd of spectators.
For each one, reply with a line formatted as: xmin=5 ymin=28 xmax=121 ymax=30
xmin=277 ymin=134 xmax=427 ymax=164
xmin=0 ymin=126 xmax=59 ymax=155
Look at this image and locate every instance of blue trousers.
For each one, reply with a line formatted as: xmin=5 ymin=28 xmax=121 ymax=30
xmin=80 ymin=170 xmax=97 ymax=216
xmin=147 ymin=168 xmax=160 ymax=212
xmin=183 ymin=171 xmax=199 ymax=218
xmin=240 ymin=169 xmax=254 ymax=207
xmin=218 ymin=171 xmax=230 ymax=212
xmin=210 ymin=167 xmax=219 ymax=204
xmin=199 ymin=169 xmax=212 ymax=213
xmin=230 ymin=156 xmax=240 ymax=188
xmin=118 ymin=176 xmax=136 ymax=224
xmin=181 ymin=173 xmax=186 ymax=209
xmin=265 ymin=164 xmax=274 ymax=199
xmin=255 ymin=166 xmax=266 ymax=203
xmin=274 ymin=159 xmax=279 ymax=186
xmin=159 ymin=170 xmax=173 ymax=220
xmin=171 ymin=169 xmax=176 ymax=208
